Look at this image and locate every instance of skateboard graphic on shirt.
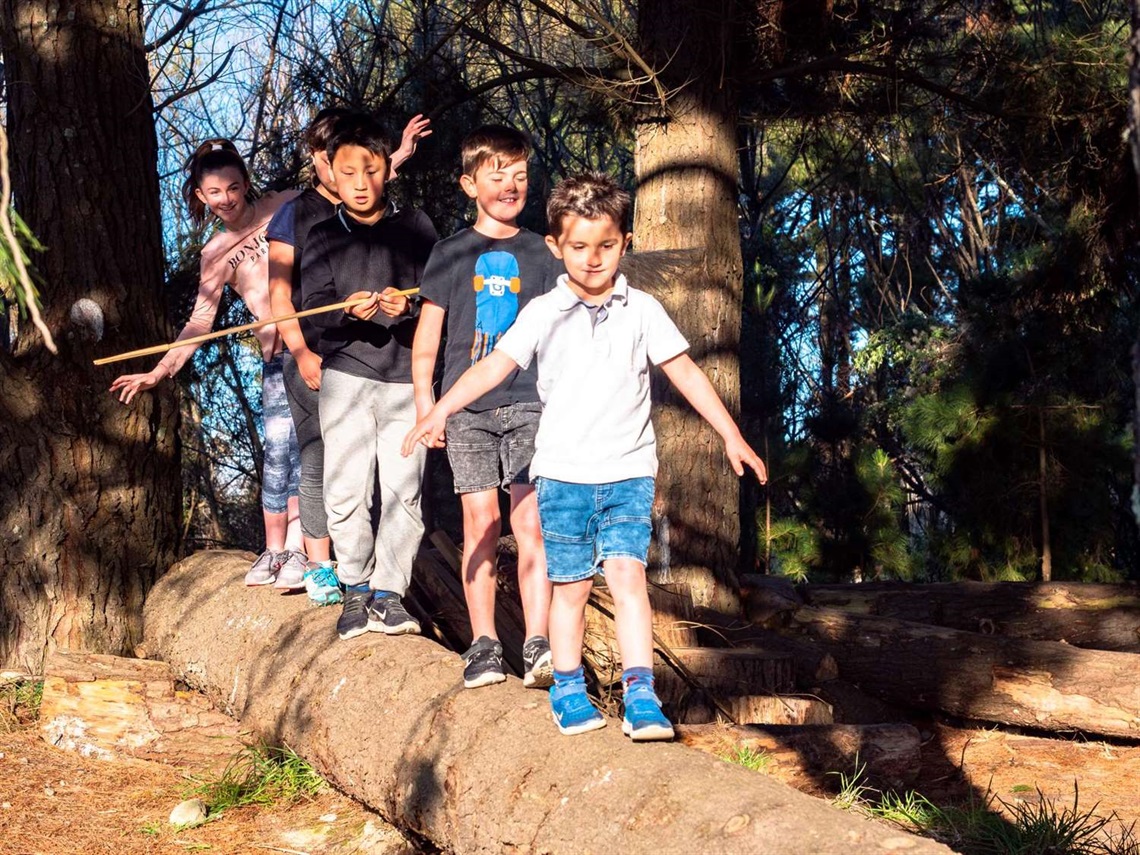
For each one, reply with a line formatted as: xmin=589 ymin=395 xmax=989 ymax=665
xmin=470 ymin=250 xmax=522 ymax=363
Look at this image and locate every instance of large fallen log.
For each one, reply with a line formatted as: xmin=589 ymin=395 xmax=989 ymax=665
xmin=797 ymin=580 xmax=1140 ymax=653
xmin=781 ymin=605 xmax=1140 ymax=739
xmin=141 ymin=550 xmax=950 ymax=855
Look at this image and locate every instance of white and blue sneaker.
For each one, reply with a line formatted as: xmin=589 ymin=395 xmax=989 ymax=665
xmin=621 ymin=682 xmax=674 ymax=742
xmin=303 ymin=561 xmax=341 ymax=606
xmin=550 ymin=682 xmax=606 ymax=736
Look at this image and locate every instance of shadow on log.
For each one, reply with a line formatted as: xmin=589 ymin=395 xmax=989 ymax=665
xmin=141 ymin=550 xmax=951 ymax=854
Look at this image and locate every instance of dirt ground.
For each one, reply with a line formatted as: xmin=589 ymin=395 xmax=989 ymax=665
xmin=0 ymin=728 xmax=422 ymax=855
xmin=4 ymin=712 xmax=1138 ymax=855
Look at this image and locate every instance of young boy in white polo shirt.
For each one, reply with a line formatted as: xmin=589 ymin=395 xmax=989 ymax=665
xmin=402 ymin=173 xmax=767 ymax=740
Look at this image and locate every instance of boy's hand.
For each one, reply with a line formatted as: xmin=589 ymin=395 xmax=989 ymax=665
xmin=296 ymin=348 xmax=323 ymax=391
xmin=414 ymin=392 xmax=444 ymax=444
xmin=377 ymin=287 xmax=409 ymax=317
xmin=346 ymin=290 xmax=380 ymax=320
xmin=402 ymin=408 xmax=448 ymax=455
xmin=725 ymin=434 xmax=768 ymax=483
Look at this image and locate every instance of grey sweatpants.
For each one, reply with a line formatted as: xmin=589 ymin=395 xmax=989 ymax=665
xmin=319 ymin=369 xmax=426 ymax=591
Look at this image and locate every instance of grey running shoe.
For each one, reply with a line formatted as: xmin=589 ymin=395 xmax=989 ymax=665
xmin=366 ymin=593 xmax=420 ymax=635
xmin=245 ymin=550 xmax=280 ymax=586
xmin=337 ymin=586 xmax=371 ymax=640
xmin=522 ymin=635 xmax=554 ymax=688
xmin=462 ymin=636 xmax=507 ymax=689
xmin=273 ymin=550 xmax=308 ymax=592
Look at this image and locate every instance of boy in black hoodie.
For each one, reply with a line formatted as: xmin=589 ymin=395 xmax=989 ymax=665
xmin=301 ymin=116 xmax=438 ymax=640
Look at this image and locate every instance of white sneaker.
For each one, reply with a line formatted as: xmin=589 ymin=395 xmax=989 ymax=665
xmin=273 ymin=550 xmax=308 ymax=591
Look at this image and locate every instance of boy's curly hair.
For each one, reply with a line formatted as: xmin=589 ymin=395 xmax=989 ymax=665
xmin=546 ymin=173 xmax=631 ymax=238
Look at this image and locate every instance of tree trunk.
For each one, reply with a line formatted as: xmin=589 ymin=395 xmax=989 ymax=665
xmin=141 ymin=550 xmax=953 ymax=855
xmin=634 ymin=0 xmax=746 ymax=613
xmin=797 ymin=580 xmax=1140 ymax=653
xmin=0 ymin=0 xmax=180 ymax=671
xmin=1131 ymin=0 xmax=1140 ymax=535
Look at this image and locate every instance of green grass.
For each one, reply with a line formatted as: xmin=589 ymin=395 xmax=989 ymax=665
xmin=829 ymin=756 xmax=874 ymax=810
xmin=0 ymin=679 xmax=43 ymax=733
xmin=721 ymin=744 xmax=772 ymax=772
xmin=185 ymin=743 xmax=325 ymax=814
xmin=829 ymin=762 xmax=1139 ymax=855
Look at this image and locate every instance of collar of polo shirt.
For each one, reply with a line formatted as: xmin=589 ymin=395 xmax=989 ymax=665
xmin=554 ymin=272 xmax=630 ymax=311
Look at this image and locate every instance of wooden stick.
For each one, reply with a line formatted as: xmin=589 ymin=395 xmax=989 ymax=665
xmin=93 ymin=288 xmax=420 ymax=366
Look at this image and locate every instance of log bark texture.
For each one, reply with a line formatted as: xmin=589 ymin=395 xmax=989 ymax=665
xmin=785 ymin=605 xmax=1140 ymax=739
xmin=142 ymin=551 xmax=951 ymax=855
xmin=799 ymin=581 xmax=1140 ymax=653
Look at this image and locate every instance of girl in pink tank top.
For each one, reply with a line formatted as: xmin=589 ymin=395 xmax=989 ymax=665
xmin=110 ymin=140 xmax=306 ymax=586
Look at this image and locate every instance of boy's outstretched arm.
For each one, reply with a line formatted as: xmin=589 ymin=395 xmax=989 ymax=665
xmin=401 ymin=350 xmax=518 ymax=456
xmin=410 ymin=301 xmax=446 ymax=425
xmin=659 ymin=353 xmax=768 ymax=483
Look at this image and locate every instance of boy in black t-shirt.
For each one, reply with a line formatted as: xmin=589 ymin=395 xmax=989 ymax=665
xmin=410 ymin=125 xmax=558 ymax=689
xmin=300 ymin=117 xmax=438 ymax=641
xmin=266 ymin=108 xmax=430 ymax=603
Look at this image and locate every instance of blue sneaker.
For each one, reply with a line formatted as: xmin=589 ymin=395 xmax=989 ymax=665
xmin=303 ymin=561 xmax=342 ymax=606
xmin=549 ymin=683 xmax=606 ymax=736
xmin=621 ymin=682 xmax=674 ymax=742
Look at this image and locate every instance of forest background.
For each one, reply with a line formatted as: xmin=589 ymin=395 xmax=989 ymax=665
xmin=1 ymin=0 xmax=1139 ymax=671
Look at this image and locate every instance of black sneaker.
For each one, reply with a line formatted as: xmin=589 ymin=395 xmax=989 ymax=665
xmin=337 ymin=586 xmax=371 ymax=640
xmin=522 ymin=635 xmax=554 ymax=688
xmin=462 ymin=636 xmax=507 ymax=688
xmin=367 ymin=592 xmax=420 ymax=635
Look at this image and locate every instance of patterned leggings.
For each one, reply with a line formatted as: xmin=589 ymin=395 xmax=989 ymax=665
xmin=261 ymin=354 xmax=301 ymax=512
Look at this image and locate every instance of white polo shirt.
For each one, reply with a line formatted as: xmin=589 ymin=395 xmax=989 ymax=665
xmin=495 ymin=273 xmax=689 ymax=484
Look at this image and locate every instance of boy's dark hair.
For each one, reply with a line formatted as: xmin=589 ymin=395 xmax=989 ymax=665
xmin=546 ymin=173 xmax=631 ymax=238
xmin=306 ymin=107 xmax=358 ymax=153
xmin=326 ymin=115 xmax=391 ymax=165
xmin=460 ymin=124 xmax=531 ymax=177
xmin=182 ymin=139 xmax=253 ymax=227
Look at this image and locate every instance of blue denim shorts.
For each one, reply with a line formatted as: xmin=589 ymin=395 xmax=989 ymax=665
xmin=534 ymin=476 xmax=655 ymax=583
xmin=445 ymin=402 xmax=541 ymax=493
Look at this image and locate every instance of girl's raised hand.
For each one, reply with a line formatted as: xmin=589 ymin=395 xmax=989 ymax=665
xmin=390 ymin=115 xmax=432 ymax=178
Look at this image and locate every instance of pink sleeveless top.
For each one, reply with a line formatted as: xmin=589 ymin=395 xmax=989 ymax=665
xmin=157 ymin=190 xmax=300 ymax=378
